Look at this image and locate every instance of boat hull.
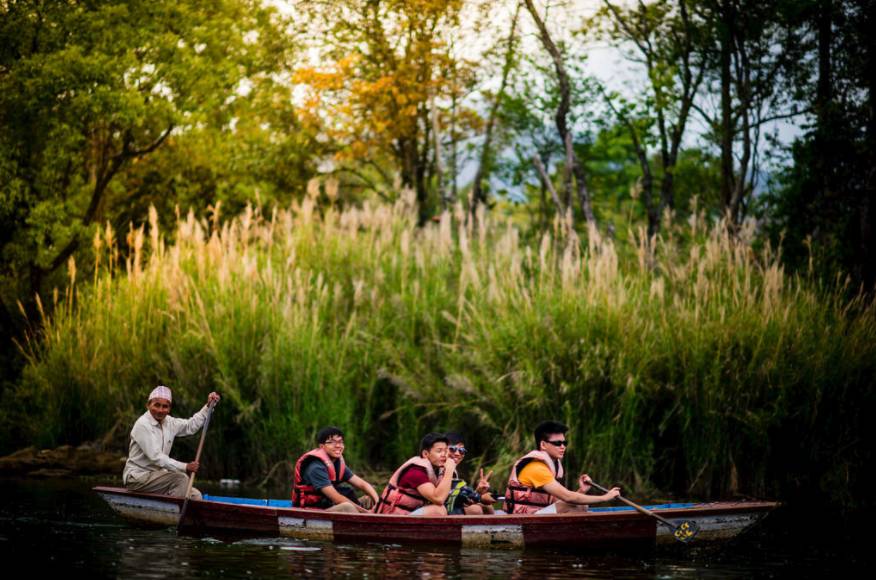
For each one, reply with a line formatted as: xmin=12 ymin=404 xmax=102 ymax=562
xmin=93 ymin=486 xmax=776 ymax=549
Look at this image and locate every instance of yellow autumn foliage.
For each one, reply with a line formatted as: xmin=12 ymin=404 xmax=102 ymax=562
xmin=292 ymin=0 xmax=478 ymax=180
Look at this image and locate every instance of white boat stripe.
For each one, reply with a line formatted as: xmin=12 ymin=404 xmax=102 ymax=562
xmin=278 ymin=516 xmax=334 ymax=541
xmin=98 ymin=493 xmax=180 ymax=526
xmin=461 ymin=524 xmax=524 ymax=548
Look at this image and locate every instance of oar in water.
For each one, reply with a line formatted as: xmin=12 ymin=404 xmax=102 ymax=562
xmin=177 ymin=399 xmax=217 ymax=531
xmin=589 ymin=481 xmax=700 ymax=544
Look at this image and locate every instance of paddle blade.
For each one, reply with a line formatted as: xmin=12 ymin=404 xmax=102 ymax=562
xmin=177 ymin=499 xmax=205 ymax=536
xmin=673 ymin=520 xmax=700 ymax=543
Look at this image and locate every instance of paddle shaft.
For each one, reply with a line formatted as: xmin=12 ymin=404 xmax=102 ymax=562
xmin=178 ymin=401 xmax=216 ymax=527
xmin=589 ymin=481 xmax=678 ymax=530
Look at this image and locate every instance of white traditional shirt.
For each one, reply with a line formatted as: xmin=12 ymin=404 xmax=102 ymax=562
xmin=122 ymin=406 xmax=209 ymax=485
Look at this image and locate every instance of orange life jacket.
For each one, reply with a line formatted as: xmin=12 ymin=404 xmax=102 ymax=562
xmin=375 ymin=457 xmax=441 ymax=514
xmin=292 ymin=448 xmax=348 ymax=508
xmin=503 ymin=450 xmax=565 ymax=514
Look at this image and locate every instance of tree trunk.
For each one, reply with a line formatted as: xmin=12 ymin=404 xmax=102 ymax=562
xmin=729 ymin=31 xmax=752 ymax=224
xmin=659 ymin=0 xmax=700 ymax=214
xmin=450 ymin=72 xmax=459 ymax=204
xmin=523 ymin=0 xmax=597 ymax=228
xmin=861 ymin=0 xmax=876 ymax=288
xmin=719 ymin=0 xmax=735 ymax=215
xmin=815 ymin=0 xmax=833 ymax=206
xmin=430 ymin=95 xmax=445 ymax=209
xmin=533 ymin=154 xmax=564 ymax=212
xmin=471 ymin=3 xmax=520 ymax=213
xmin=570 ymin=144 xmax=597 ymax=225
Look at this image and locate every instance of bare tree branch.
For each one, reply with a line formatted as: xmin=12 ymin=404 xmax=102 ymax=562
xmin=524 ymin=0 xmax=597 ymax=227
xmin=533 ymin=154 xmax=564 ymax=212
xmin=471 ymin=1 xmax=521 ymax=212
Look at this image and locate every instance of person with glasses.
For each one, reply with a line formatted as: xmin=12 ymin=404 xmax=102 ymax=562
xmin=375 ymin=432 xmax=456 ymax=515
xmin=504 ymin=420 xmax=620 ymax=514
xmin=292 ymin=426 xmax=380 ymax=513
xmin=444 ymin=432 xmax=497 ymax=515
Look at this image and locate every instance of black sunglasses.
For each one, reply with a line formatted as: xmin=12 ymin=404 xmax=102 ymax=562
xmin=545 ymin=440 xmax=568 ymax=447
xmin=448 ymin=445 xmax=467 ymax=455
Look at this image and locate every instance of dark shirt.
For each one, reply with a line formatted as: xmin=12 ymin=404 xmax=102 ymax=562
xmin=301 ymin=457 xmax=353 ymax=490
xmin=397 ymin=465 xmax=431 ymax=491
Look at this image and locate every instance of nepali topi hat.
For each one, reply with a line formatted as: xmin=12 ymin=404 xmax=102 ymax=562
xmin=148 ymin=385 xmax=172 ymax=403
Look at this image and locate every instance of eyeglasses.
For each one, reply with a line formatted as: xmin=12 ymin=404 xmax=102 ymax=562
xmin=448 ymin=446 xmax=467 ymax=455
xmin=323 ymin=439 xmax=345 ymax=446
xmin=545 ymin=440 xmax=568 ymax=447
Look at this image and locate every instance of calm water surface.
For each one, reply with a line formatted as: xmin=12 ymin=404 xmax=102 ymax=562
xmin=0 ymin=478 xmax=866 ymax=578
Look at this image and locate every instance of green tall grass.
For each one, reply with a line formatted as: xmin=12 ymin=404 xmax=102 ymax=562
xmin=7 ymin=188 xmax=876 ymax=507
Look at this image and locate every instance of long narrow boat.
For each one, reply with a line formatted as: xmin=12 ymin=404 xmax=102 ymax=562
xmin=93 ymin=486 xmax=777 ymax=549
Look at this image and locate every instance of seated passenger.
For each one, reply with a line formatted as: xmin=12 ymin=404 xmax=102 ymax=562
xmin=375 ymin=432 xmax=456 ymax=516
xmin=292 ymin=426 xmax=379 ymax=513
xmin=444 ymin=432 xmax=496 ymax=515
xmin=504 ymin=420 xmax=620 ymax=514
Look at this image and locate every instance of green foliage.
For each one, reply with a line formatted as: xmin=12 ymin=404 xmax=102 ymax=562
xmin=6 ymin=196 xmax=874 ymax=508
xmin=0 ymin=0 xmax=293 ymax=306
xmin=115 ymin=82 xmax=325 ymax=226
xmin=758 ymin=0 xmax=876 ymax=288
xmin=0 ymin=0 xmax=872 ymax=511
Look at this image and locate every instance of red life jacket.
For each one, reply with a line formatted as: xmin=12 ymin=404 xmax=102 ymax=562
xmin=503 ymin=450 xmax=565 ymax=514
xmin=292 ymin=448 xmax=348 ymax=508
xmin=375 ymin=457 xmax=441 ymax=514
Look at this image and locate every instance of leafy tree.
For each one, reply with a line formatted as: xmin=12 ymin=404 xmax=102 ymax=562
xmin=587 ymin=0 xmax=707 ymax=235
xmin=470 ymin=1 xmax=522 ymax=213
xmin=762 ymin=0 xmax=875 ymax=288
xmin=292 ymin=0 xmax=482 ymax=221
xmin=524 ymin=0 xmax=597 ymax=227
xmin=494 ymin=41 xmax=599 ymax=228
xmin=692 ymin=0 xmax=806 ymax=226
xmin=115 ymin=74 xmax=325 ymax=228
xmin=0 ymin=0 xmax=291 ymax=374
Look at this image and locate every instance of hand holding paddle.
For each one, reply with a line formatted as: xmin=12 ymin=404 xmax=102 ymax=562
xmin=579 ymin=474 xmax=618 ymax=497
xmin=178 ymin=393 xmax=220 ymax=531
xmin=589 ymin=480 xmax=700 ymax=544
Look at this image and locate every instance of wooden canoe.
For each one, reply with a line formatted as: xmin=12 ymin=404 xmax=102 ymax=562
xmin=93 ymin=486 xmax=777 ymax=549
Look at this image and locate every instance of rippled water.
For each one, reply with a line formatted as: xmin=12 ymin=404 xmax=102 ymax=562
xmin=0 ymin=478 xmax=866 ymax=578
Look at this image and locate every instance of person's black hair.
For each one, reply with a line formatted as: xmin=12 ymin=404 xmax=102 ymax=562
xmin=445 ymin=432 xmax=465 ymax=445
xmin=419 ymin=432 xmax=449 ymax=454
xmin=316 ymin=426 xmax=344 ymax=445
xmin=534 ymin=421 xmax=568 ymax=449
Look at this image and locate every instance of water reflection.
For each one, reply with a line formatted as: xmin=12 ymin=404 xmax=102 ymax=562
xmin=238 ymin=539 xmax=605 ymax=579
xmin=0 ymin=478 xmax=864 ymax=578
xmin=221 ymin=537 xmax=668 ymax=579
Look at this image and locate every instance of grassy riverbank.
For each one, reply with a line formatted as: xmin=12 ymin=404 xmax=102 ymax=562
xmin=4 ymin=191 xmax=875 ymax=507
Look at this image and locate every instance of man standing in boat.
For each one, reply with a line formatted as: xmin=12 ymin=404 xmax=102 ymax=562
xmin=375 ymin=432 xmax=456 ymax=515
xmin=504 ymin=420 xmax=621 ymax=514
xmin=292 ymin=426 xmax=380 ymax=513
xmin=122 ymin=386 xmax=221 ymax=500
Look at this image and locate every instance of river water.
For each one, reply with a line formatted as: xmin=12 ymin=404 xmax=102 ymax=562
xmin=0 ymin=477 xmax=867 ymax=578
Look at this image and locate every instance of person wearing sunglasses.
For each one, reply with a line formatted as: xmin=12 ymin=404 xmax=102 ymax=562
xmin=443 ymin=432 xmax=497 ymax=515
xmin=292 ymin=426 xmax=380 ymax=513
xmin=504 ymin=420 xmax=620 ymax=514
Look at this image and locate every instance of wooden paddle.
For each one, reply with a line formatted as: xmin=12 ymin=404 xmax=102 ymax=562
xmin=177 ymin=399 xmax=217 ymax=531
xmin=589 ymin=481 xmax=700 ymax=543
